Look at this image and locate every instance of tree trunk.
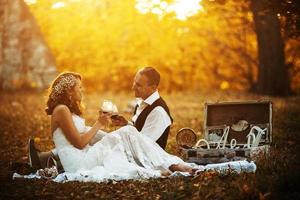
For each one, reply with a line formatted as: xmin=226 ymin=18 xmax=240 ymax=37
xmin=0 ymin=0 xmax=57 ymax=90
xmin=250 ymin=0 xmax=290 ymax=96
xmin=0 ymin=0 xmax=7 ymax=88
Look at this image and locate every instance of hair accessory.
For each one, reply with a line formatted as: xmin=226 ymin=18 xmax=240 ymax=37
xmin=50 ymin=75 xmax=78 ymax=99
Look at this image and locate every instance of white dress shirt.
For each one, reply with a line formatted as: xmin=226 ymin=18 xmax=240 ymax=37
xmin=131 ymin=90 xmax=172 ymax=142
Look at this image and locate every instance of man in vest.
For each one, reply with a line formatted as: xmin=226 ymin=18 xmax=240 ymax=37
xmin=28 ymin=66 xmax=173 ymax=170
xmin=112 ymin=66 xmax=173 ymax=149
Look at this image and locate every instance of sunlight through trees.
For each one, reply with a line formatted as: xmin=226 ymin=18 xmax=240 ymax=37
xmin=22 ymin=0 xmax=299 ymax=94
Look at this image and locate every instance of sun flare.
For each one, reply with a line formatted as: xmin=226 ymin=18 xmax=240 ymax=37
xmin=25 ymin=0 xmax=204 ymax=20
xmin=24 ymin=0 xmax=37 ymax=5
xmin=135 ymin=0 xmax=204 ymax=20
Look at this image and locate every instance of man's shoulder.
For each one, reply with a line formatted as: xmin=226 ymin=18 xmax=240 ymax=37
xmin=150 ymin=106 xmax=169 ymax=116
xmin=147 ymin=106 xmax=172 ymax=125
xmin=152 ymin=96 xmax=169 ymax=106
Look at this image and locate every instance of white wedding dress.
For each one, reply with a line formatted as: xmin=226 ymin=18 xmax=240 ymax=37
xmin=13 ymin=114 xmax=257 ymax=182
xmin=52 ymin=114 xmax=185 ymax=180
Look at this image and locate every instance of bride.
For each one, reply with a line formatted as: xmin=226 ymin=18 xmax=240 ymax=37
xmin=46 ymin=72 xmax=194 ymax=178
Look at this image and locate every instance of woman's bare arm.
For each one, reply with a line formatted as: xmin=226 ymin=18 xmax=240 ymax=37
xmin=52 ymin=105 xmax=107 ymax=149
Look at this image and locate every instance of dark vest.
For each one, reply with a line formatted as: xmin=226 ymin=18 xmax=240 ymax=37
xmin=133 ymin=97 xmax=173 ymax=149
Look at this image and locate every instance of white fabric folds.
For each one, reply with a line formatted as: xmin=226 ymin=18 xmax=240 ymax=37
xmin=13 ymin=160 xmax=256 ymax=183
xmin=13 ymin=114 xmax=256 ymax=183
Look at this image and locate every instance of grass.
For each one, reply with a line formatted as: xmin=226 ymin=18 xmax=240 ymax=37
xmin=0 ymin=90 xmax=299 ymax=199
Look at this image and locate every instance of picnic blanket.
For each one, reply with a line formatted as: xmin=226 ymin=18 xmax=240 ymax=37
xmin=13 ymin=160 xmax=256 ymax=183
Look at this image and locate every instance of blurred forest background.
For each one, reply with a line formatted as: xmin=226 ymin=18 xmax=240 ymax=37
xmin=0 ymin=0 xmax=299 ymax=95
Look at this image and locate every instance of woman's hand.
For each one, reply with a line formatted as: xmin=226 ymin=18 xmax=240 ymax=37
xmin=96 ymin=111 xmax=111 ymax=128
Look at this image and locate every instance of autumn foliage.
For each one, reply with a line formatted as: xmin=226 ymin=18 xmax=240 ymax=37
xmin=1 ymin=91 xmax=300 ymax=199
xmin=1 ymin=0 xmax=300 ymax=199
xmin=25 ymin=0 xmax=300 ymax=93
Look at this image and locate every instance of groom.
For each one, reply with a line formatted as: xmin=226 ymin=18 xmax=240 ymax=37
xmin=29 ymin=66 xmax=173 ymax=169
xmin=112 ymin=66 xmax=173 ymax=148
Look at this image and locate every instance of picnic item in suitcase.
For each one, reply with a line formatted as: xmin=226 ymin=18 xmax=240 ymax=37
xmin=177 ymin=101 xmax=272 ymax=165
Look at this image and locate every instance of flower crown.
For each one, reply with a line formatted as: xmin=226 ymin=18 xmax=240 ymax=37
xmin=50 ymin=75 xmax=78 ymax=99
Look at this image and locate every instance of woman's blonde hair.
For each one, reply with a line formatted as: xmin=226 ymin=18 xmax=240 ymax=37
xmin=45 ymin=72 xmax=83 ymax=115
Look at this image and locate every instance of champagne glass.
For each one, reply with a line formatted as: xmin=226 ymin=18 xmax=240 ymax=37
xmin=101 ymin=100 xmax=114 ymax=114
xmin=101 ymin=100 xmax=118 ymax=115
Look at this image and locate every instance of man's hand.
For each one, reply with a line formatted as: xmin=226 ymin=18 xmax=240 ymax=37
xmin=111 ymin=115 xmax=128 ymax=126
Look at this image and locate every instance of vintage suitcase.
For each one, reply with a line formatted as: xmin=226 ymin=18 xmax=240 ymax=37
xmin=177 ymin=100 xmax=272 ymax=164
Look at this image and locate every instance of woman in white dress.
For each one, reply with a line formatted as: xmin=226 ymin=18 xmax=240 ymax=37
xmin=46 ymin=72 xmax=194 ymax=179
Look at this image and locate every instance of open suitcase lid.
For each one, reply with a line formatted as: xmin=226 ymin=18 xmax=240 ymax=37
xmin=203 ymin=100 xmax=273 ymax=145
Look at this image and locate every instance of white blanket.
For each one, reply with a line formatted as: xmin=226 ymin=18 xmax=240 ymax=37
xmin=13 ymin=160 xmax=256 ymax=183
